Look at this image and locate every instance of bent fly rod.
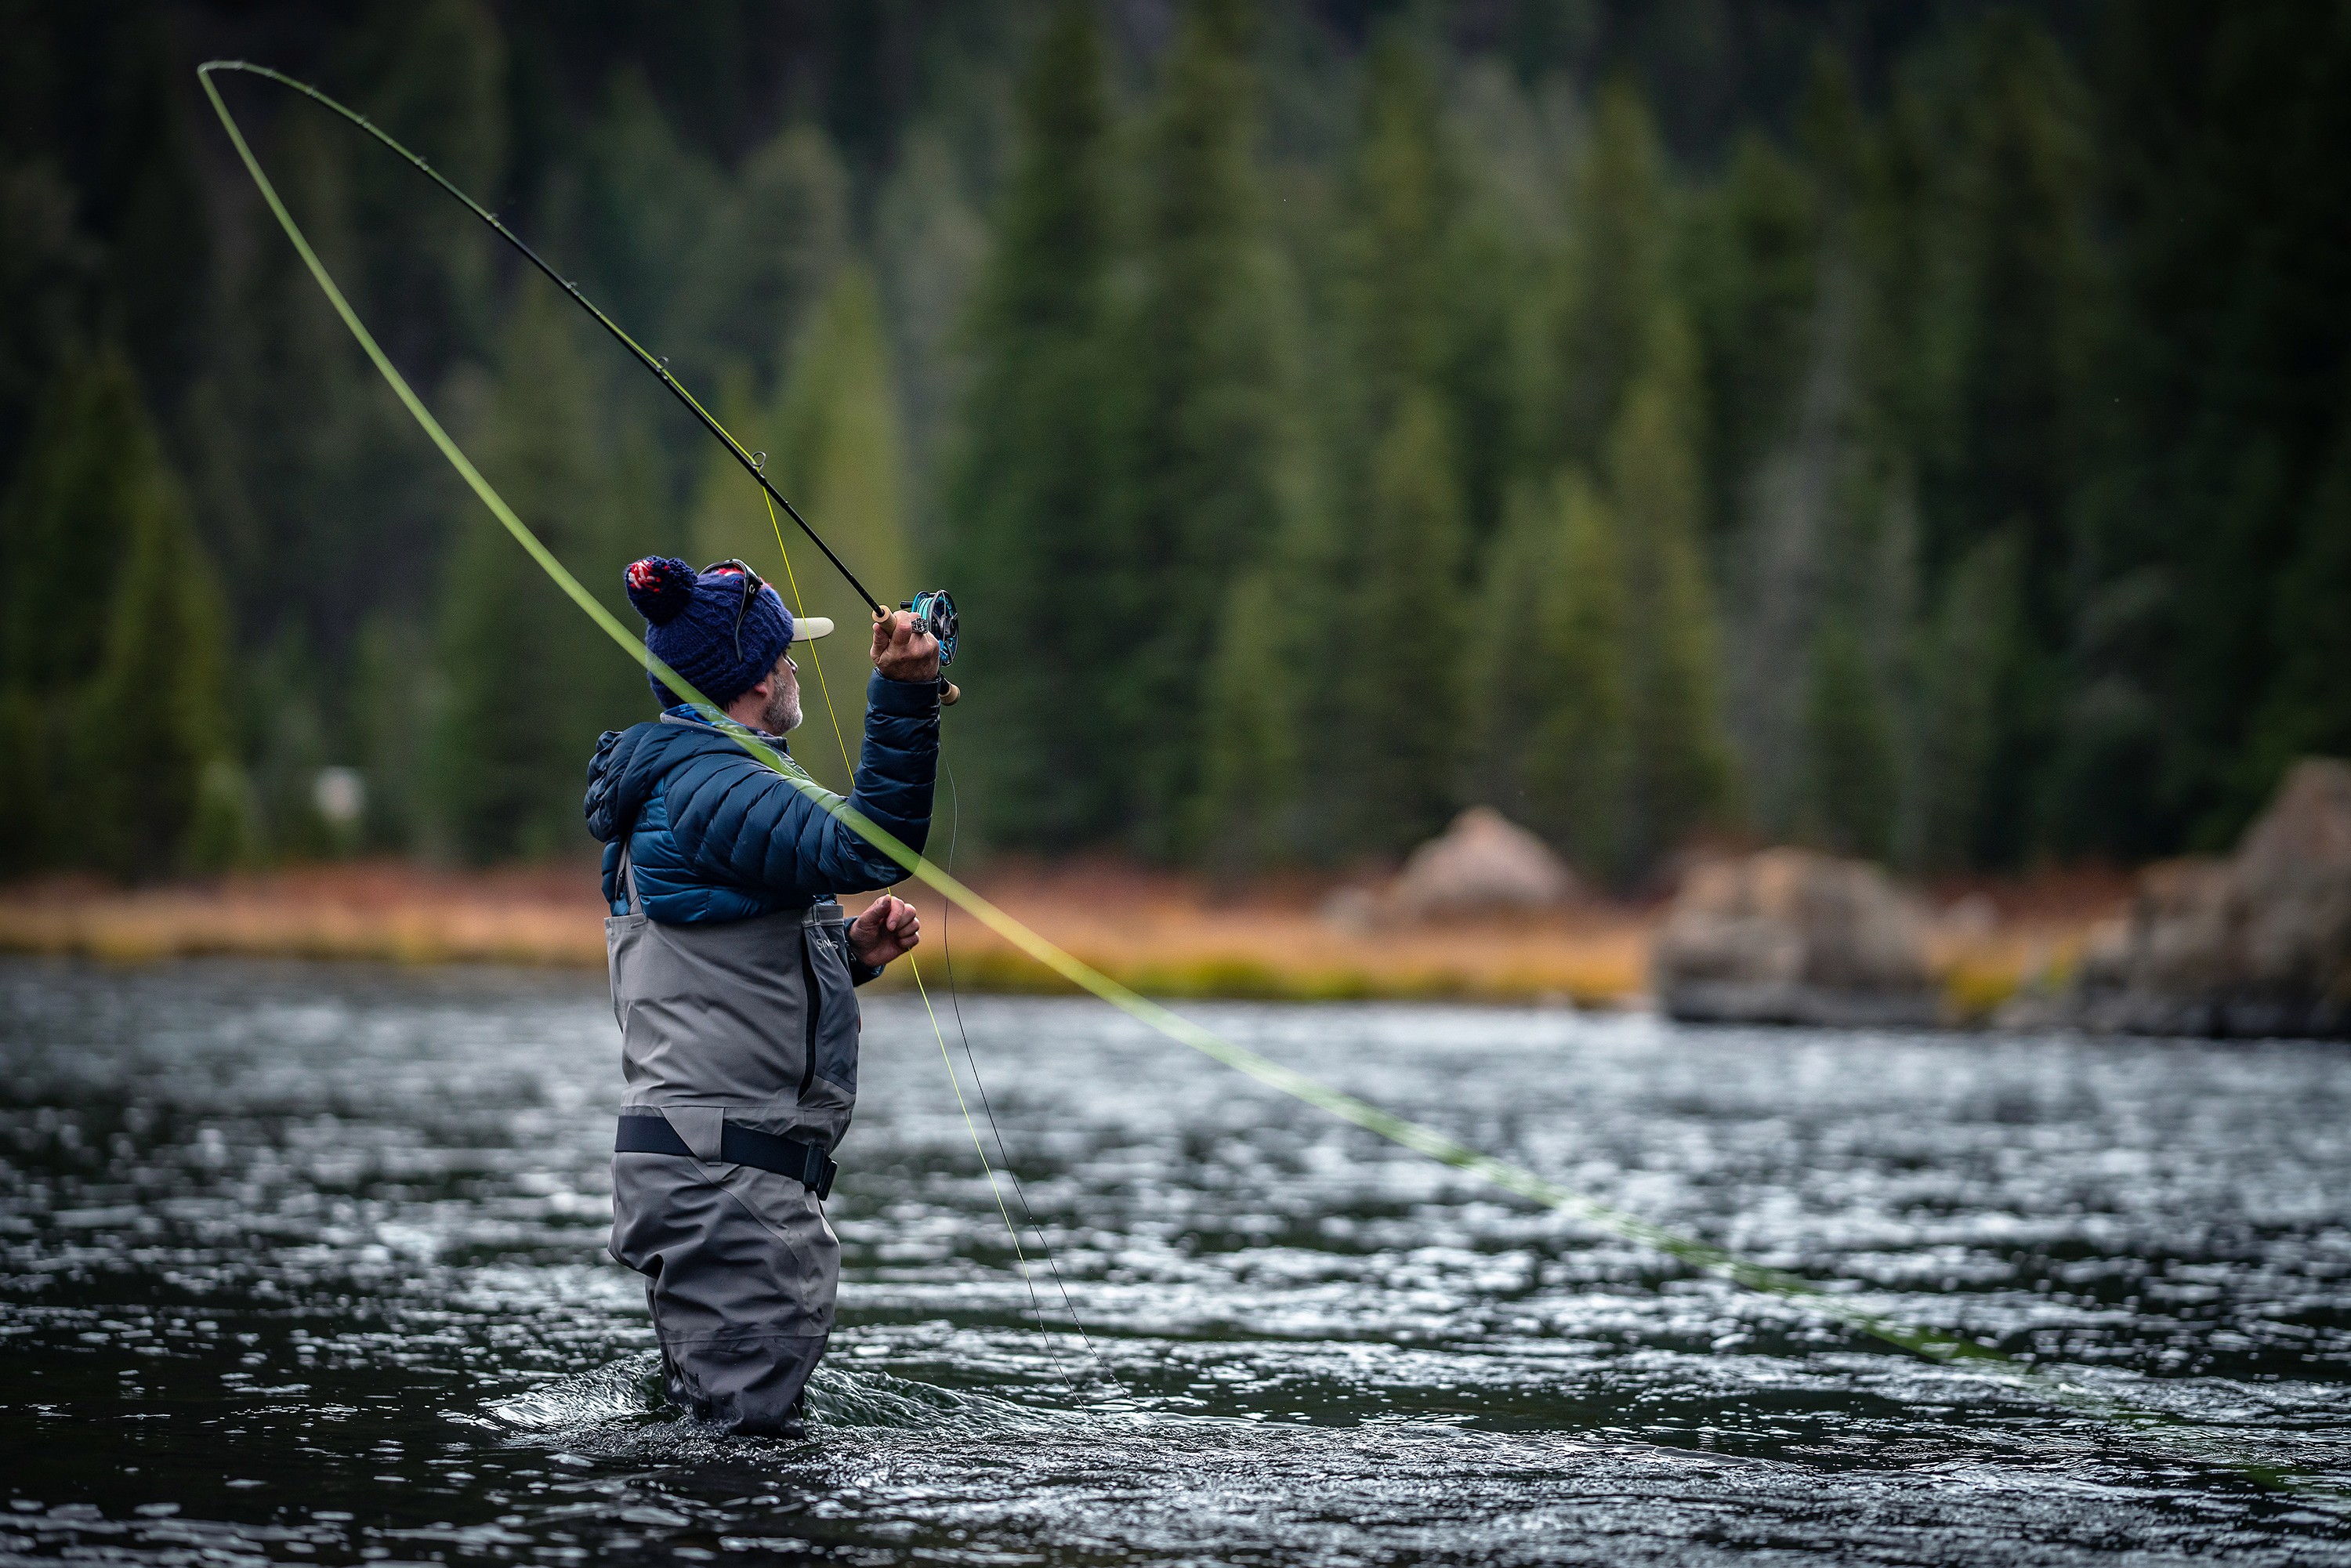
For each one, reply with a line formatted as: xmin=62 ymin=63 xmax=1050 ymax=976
xmin=197 ymin=59 xmax=960 ymax=672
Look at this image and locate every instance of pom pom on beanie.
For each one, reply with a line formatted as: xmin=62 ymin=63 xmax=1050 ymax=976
xmin=625 ymin=556 xmax=695 ymax=625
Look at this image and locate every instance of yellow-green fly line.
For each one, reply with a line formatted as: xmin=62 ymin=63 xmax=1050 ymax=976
xmin=197 ymin=59 xmax=2342 ymax=1505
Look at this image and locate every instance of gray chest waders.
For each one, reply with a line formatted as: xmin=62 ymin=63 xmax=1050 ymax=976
xmin=604 ymin=837 xmax=853 ymax=1434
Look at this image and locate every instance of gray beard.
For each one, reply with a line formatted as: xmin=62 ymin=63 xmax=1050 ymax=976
xmin=761 ymin=687 xmax=803 ymax=735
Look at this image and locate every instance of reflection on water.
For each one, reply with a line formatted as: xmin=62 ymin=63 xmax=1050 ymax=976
xmin=1 ymin=957 xmax=2346 ymax=1564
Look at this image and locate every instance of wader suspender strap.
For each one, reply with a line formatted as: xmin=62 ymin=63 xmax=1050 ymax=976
xmin=617 ymin=831 xmax=643 ymax=915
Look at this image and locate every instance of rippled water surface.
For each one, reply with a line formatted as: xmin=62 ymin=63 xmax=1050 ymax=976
xmin=3 ymin=957 xmax=2349 ymax=1565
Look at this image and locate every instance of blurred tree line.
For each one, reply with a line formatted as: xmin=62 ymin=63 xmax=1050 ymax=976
xmin=1 ymin=0 xmax=2344 ymax=883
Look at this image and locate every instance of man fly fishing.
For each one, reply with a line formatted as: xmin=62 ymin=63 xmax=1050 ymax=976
xmin=582 ymin=555 xmax=943 ymax=1436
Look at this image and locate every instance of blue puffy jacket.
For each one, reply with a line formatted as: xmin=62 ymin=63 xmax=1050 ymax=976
xmin=582 ymin=672 xmax=940 ymax=923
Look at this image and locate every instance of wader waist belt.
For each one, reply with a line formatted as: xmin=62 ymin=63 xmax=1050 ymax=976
xmin=614 ymin=1114 xmax=839 ymax=1200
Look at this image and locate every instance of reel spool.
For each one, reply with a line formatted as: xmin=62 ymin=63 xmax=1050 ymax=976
xmin=899 ymin=588 xmax=960 ymax=704
xmin=902 ymin=589 xmax=958 ymax=667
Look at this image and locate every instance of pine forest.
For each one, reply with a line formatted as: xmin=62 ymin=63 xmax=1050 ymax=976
xmin=3 ymin=0 xmax=2346 ymax=889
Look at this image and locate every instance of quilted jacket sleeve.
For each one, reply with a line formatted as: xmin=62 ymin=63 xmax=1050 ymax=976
xmin=666 ymin=673 xmax=940 ymax=901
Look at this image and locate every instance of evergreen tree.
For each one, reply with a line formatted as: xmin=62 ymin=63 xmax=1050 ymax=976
xmin=350 ymin=612 xmax=434 ymax=852
xmin=197 ymin=93 xmax=467 ymax=708
xmin=0 ymin=353 xmax=242 ymax=872
xmin=341 ymin=0 xmax=508 ymax=378
xmin=2080 ymin=0 xmax=2351 ymax=851
xmin=76 ymin=467 xmax=241 ymax=877
xmin=1607 ymin=313 xmax=1734 ymax=871
xmin=1444 ymin=220 xmax=1531 ymax=553
xmin=1684 ymin=131 xmax=1821 ymax=542
xmin=772 ymin=267 xmax=913 ymax=596
xmin=1331 ymin=390 xmax=1469 ymax=853
xmin=1699 ymin=60 xmax=1927 ymax=854
xmin=1798 ymin=619 xmax=1897 ymax=859
xmin=874 ymin=130 xmax=987 ymax=526
xmin=1190 ymin=563 xmax=1302 ymax=869
xmin=1 ymin=355 xmax=145 ymax=692
xmin=1107 ymin=0 xmax=1297 ymax=853
xmin=684 ymin=265 xmax=922 ymax=796
xmin=1904 ymin=530 xmax=2019 ymax=870
xmin=0 ymin=162 xmax=96 ymax=482
xmin=683 ymin=366 xmax=777 ymax=572
xmin=1925 ymin=20 xmax=2096 ymax=606
xmin=673 ymin=124 xmax=849 ymax=397
xmin=2242 ymin=418 xmax=2351 ymax=796
xmin=0 ymin=683 xmax=43 ymax=871
xmin=1317 ymin=31 xmax=1473 ymax=856
xmin=240 ymin=626 xmax=331 ymax=860
xmin=3 ymin=0 xmax=2343 ymax=888
xmin=205 ymin=82 xmax=472 ymax=864
xmin=1932 ymin=22 xmax=2099 ymax=864
xmin=20 ymin=356 xmax=239 ymax=875
xmin=1337 ymin=31 xmax=1458 ymax=430
xmin=202 ymin=109 xmax=368 ymax=646
xmin=433 ymin=291 xmax=637 ymax=860
xmin=0 ymin=356 xmax=136 ymax=868
xmin=89 ymin=15 xmax=212 ymax=409
xmin=943 ymin=0 xmax=1117 ymax=846
xmin=1469 ymin=471 xmax=1632 ymax=878
xmin=571 ymin=72 xmax=728 ymax=376
xmin=1546 ymin=79 xmax=1670 ymax=473
xmin=1186 ymin=408 xmax=1328 ymax=867
xmin=752 ymin=266 xmax=916 ymax=792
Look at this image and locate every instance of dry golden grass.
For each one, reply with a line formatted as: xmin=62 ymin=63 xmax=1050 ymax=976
xmin=893 ymin=864 xmax=1652 ymax=1005
xmin=1918 ymin=867 xmax=2125 ymax=1022
xmin=0 ymin=858 xmax=2121 ymax=1017
xmin=0 ymin=859 xmax=1654 ymax=1004
xmin=0 ymin=864 xmax=610 ymax=968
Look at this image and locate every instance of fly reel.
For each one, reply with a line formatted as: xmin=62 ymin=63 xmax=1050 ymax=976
xmin=900 ymin=588 xmax=960 ymax=704
xmin=902 ymin=589 xmax=958 ymax=667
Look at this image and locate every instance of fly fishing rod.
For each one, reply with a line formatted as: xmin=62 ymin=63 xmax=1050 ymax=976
xmin=197 ymin=60 xmax=962 ymax=687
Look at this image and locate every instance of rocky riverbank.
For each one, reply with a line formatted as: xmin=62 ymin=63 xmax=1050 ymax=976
xmin=1650 ymin=849 xmax=1944 ymax=1027
xmin=2016 ymin=759 xmax=2351 ymax=1037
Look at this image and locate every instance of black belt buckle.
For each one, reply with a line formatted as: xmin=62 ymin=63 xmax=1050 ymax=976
xmin=773 ymin=1133 xmax=836 ymax=1200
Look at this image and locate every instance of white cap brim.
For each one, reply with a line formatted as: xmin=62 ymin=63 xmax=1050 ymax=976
xmin=791 ymin=615 xmax=835 ymax=641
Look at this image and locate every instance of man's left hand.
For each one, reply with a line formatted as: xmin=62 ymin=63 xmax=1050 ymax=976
xmin=872 ymin=610 xmax=941 ymax=683
xmin=848 ymin=895 xmax=921 ymax=968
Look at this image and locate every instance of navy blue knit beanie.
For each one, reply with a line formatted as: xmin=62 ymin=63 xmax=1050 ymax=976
xmin=624 ymin=556 xmax=796 ymax=707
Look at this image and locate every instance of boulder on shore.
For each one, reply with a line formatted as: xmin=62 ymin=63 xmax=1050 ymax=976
xmin=1324 ymin=808 xmax=1579 ymax=928
xmin=2050 ymin=758 xmax=2351 ymax=1038
xmin=1651 ymin=848 xmax=1939 ymax=1027
xmin=1392 ymin=808 xmax=1579 ymax=918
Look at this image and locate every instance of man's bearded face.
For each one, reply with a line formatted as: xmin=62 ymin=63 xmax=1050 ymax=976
xmin=759 ymin=651 xmax=803 ymax=734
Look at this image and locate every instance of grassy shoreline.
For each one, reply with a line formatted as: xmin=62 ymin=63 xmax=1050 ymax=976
xmin=0 ymin=859 xmax=2113 ymax=1013
xmin=0 ymin=860 xmax=1651 ymax=1005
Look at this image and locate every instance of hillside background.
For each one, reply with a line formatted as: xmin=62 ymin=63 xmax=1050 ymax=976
xmin=4 ymin=0 xmax=2346 ymax=886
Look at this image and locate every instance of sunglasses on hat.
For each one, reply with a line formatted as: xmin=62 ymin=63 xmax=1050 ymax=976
xmin=701 ymin=559 xmax=768 ymax=660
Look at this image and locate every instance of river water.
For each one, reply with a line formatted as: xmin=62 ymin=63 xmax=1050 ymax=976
xmin=2 ymin=957 xmax=2347 ymax=1566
